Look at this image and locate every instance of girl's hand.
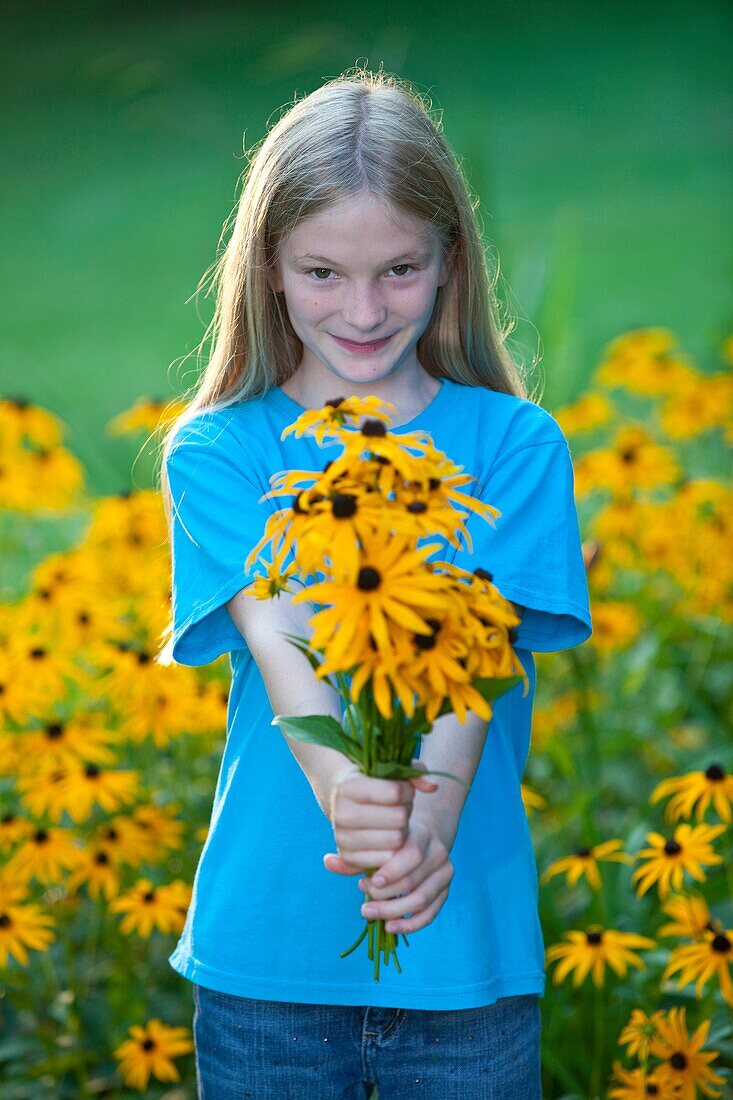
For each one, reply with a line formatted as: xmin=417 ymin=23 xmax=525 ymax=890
xmin=324 ymin=760 xmax=438 ymax=876
xmin=357 ymin=817 xmax=454 ymax=936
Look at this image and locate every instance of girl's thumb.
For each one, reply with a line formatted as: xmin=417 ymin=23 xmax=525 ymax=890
xmin=408 ymin=758 xmax=439 ymax=792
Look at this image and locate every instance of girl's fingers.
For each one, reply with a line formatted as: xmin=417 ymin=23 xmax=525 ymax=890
xmin=384 ymin=886 xmax=450 ymax=935
xmin=323 ymin=852 xmax=362 ymax=875
xmin=360 ymin=833 xmax=427 ymax=892
xmin=361 ymin=863 xmax=452 ymax=921
xmin=408 ymin=759 xmax=439 ymax=793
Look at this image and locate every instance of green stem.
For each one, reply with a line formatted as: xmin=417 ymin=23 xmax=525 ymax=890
xmin=567 ymin=648 xmax=603 ymax=849
xmin=590 ymin=980 xmax=604 ymax=1099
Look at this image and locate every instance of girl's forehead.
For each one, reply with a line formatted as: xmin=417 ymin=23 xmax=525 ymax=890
xmin=284 ymin=201 xmax=437 ymax=257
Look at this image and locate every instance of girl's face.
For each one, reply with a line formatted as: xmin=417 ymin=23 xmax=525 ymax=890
xmin=268 ymin=192 xmax=454 ymax=391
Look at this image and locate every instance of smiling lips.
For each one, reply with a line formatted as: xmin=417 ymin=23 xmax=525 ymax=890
xmin=331 ymin=333 xmax=394 ymax=353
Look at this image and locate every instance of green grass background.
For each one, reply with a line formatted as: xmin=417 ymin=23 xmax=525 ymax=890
xmin=2 ymin=0 xmax=730 ymax=498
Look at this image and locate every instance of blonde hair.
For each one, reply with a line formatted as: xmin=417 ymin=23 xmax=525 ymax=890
xmin=155 ymin=66 xmax=540 ymax=659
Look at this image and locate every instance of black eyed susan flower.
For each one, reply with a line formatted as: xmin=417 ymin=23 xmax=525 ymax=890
xmin=662 ymin=926 xmax=733 ymax=1007
xmin=545 ymin=924 xmax=656 ymax=989
xmin=650 ymin=763 xmax=733 ymax=824
xmin=0 ymin=876 xmax=56 ymax=966
xmin=280 ymin=394 xmax=394 ymax=445
xmin=608 ymin=1060 xmax=679 ymax=1099
xmin=113 ymin=1018 xmax=193 ymax=1091
xmin=296 ymin=529 xmax=453 ymax=665
xmin=630 ymin=823 xmax=726 ymax=899
xmin=657 ymin=891 xmax=722 ymax=940
xmin=109 ymin=878 xmax=191 ymax=938
xmin=617 ymin=1007 xmax=667 ymax=1063
xmin=107 ymin=396 xmax=187 ymax=436
xmin=540 ymin=838 xmax=633 ymax=891
xmin=520 ymin=784 xmax=547 ymax=815
xmin=5 ymin=825 xmax=84 ymax=886
xmin=649 ymin=1006 xmax=726 ymax=1099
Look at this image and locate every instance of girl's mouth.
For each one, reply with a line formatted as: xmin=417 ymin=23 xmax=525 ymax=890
xmin=331 ymin=333 xmax=394 ymax=354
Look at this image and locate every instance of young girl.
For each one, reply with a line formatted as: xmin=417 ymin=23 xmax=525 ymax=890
xmin=157 ymin=67 xmax=592 ymax=1099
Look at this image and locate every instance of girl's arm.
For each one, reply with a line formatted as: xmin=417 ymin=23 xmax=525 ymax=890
xmin=226 ymin=585 xmax=351 ymax=820
xmin=225 ymin=587 xmax=434 ymax=874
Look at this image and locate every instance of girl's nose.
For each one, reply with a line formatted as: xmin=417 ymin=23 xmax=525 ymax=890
xmin=341 ymin=288 xmax=388 ymax=330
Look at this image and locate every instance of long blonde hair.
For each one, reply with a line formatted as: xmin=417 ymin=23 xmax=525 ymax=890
xmin=155 ymin=66 xmax=540 ymax=660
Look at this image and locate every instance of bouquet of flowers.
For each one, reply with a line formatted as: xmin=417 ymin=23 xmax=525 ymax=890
xmin=244 ymin=393 xmax=528 ymax=979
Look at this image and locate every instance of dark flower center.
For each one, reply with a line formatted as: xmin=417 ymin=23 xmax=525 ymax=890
xmin=46 ymin=723 xmax=63 ymax=739
xmin=414 ymin=619 xmax=441 ymax=650
xmin=407 ymin=501 xmax=427 ymax=513
xmin=646 ymin=1085 xmax=659 ymax=1096
xmin=361 ymin=419 xmax=386 ymax=437
xmin=473 ymin=567 xmax=494 ymax=582
xmin=332 ymin=493 xmax=357 ymax=518
xmin=670 ymin=1052 xmax=687 ymax=1070
xmin=136 ymin=650 xmax=151 ymax=665
xmin=325 ymin=397 xmax=345 ymax=408
xmin=142 ymin=1038 xmax=156 ymax=1051
xmin=85 ymin=764 xmax=100 ymax=778
xmin=576 ymin=847 xmax=592 ymax=858
xmin=705 ymin=762 xmax=724 ymax=781
xmin=664 ymin=839 xmax=682 ymax=856
xmin=94 ymin=852 xmax=110 ymax=865
xmin=143 ymin=890 xmax=156 ymax=903
xmin=357 ymin=567 xmax=381 ymax=591
xmin=712 ymin=933 xmax=731 ymax=953
xmin=586 ymin=930 xmax=603 ymax=945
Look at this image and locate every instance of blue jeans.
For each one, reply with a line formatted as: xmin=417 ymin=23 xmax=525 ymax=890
xmin=192 ymin=984 xmax=542 ymax=1099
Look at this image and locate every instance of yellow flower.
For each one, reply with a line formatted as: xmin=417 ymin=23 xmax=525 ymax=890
xmin=109 ymin=878 xmax=191 ymax=938
xmin=107 ymin=397 xmax=187 ymax=436
xmin=586 ymin=599 xmax=643 ymax=652
xmin=5 ymin=825 xmax=84 ymax=886
xmin=650 ymin=763 xmax=733 ymax=824
xmin=545 ymin=924 xmax=656 ymax=988
xmin=280 ymin=393 xmax=394 ymax=445
xmin=595 ymin=327 xmax=693 ymax=395
xmin=649 ymin=1006 xmax=726 ymax=1099
xmin=662 ymin=927 xmax=733 ymax=1007
xmin=659 ymin=369 xmax=733 ymax=440
xmin=520 ymin=783 xmax=547 ymax=815
xmin=554 ymin=392 xmax=615 ymax=435
xmin=540 ymin=838 xmax=633 ymax=890
xmin=0 ymin=895 xmax=56 ymax=966
xmin=113 ymin=1018 xmax=193 ymax=1091
xmin=617 ymin=1007 xmax=667 ymax=1062
xmin=608 ymin=1059 xmax=679 ymax=1099
xmin=631 ymin=823 xmax=726 ymax=899
xmin=294 ymin=529 xmax=453 ymax=669
xmin=573 ymin=424 xmax=681 ymax=496
xmin=657 ymin=891 xmax=722 ymax=940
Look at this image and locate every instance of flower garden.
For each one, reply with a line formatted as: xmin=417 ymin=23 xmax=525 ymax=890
xmin=0 ymin=327 xmax=731 ymax=1097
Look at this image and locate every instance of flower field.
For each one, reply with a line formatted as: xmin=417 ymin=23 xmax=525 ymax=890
xmin=0 ymin=327 xmax=731 ymax=1098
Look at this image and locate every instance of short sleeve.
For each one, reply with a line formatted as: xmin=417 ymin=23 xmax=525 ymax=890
xmin=448 ymin=437 xmax=593 ymax=653
xmin=164 ymin=420 xmax=269 ymax=666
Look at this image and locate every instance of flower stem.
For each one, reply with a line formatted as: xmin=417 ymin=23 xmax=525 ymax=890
xmin=590 ymin=980 xmax=604 ymax=1099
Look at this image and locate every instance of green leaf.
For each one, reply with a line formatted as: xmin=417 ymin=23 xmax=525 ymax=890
xmin=277 ymin=630 xmax=324 ymax=674
xmin=370 ymin=762 xmax=469 ymax=788
xmin=272 ymin=713 xmax=361 ymax=757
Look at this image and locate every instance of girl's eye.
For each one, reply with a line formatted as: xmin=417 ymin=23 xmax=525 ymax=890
xmin=307 ymin=265 xmax=416 ymax=281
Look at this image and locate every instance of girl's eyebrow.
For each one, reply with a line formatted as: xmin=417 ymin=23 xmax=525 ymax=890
xmin=294 ymin=250 xmax=431 ymax=266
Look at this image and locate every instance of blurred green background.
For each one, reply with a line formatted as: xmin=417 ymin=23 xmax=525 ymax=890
xmin=1 ymin=0 xmax=731 ymax=497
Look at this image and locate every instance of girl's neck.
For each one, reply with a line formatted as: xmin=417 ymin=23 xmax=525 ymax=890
xmin=279 ymin=364 xmax=443 ymax=428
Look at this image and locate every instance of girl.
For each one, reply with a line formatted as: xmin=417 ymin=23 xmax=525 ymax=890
xmin=157 ymin=67 xmax=592 ymax=1099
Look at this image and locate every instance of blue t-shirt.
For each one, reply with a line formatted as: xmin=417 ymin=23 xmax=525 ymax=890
xmin=164 ymin=376 xmax=592 ymax=1009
